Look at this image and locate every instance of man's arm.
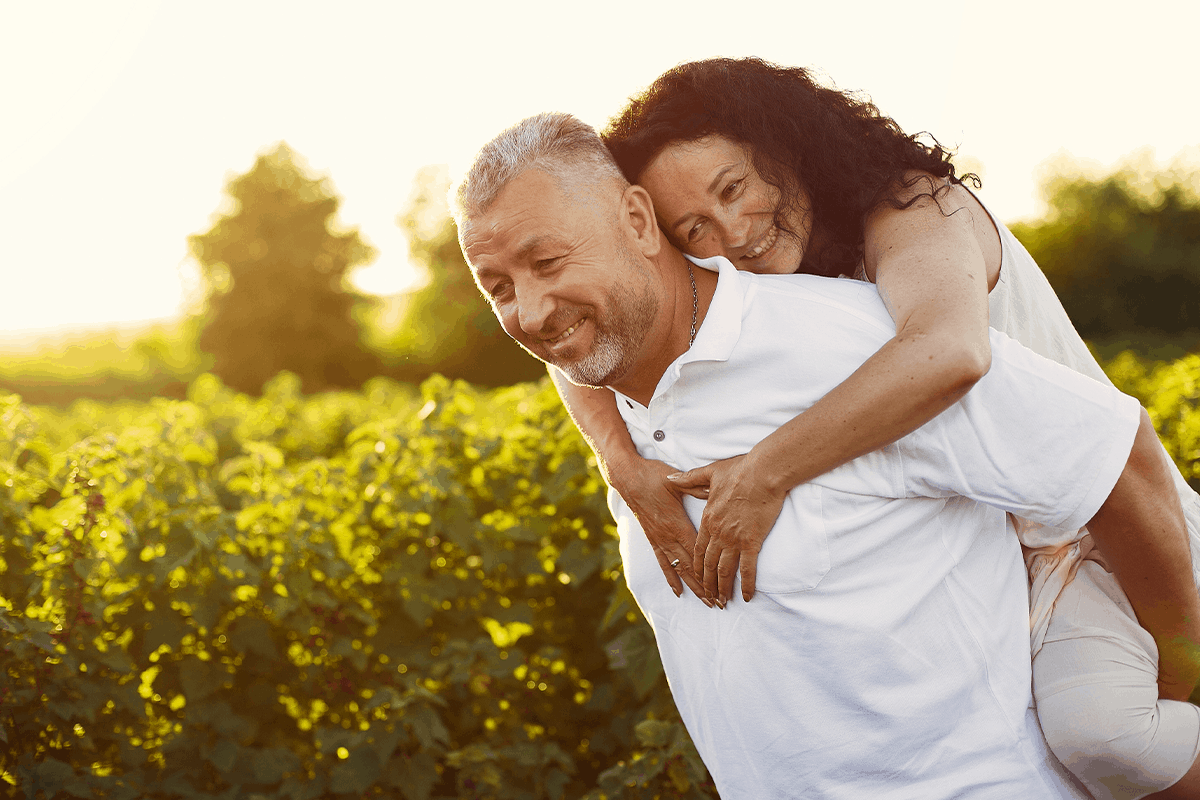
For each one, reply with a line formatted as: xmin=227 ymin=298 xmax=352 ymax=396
xmin=1086 ymin=408 xmax=1200 ymax=701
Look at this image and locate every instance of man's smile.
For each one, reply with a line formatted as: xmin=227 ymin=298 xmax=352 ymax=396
xmin=546 ymin=319 xmax=584 ymax=345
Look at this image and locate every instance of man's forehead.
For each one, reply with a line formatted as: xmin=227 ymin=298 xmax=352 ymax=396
xmin=463 ymin=171 xmax=580 ymax=260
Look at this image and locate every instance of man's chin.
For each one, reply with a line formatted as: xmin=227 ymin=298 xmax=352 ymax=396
xmin=553 ymin=353 xmax=628 ymax=390
xmin=555 ymin=362 xmax=611 ymax=390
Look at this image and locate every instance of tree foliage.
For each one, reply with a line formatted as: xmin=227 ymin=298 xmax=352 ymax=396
xmin=190 ymin=145 xmax=380 ymax=395
xmin=1011 ymin=158 xmax=1200 ymax=340
xmin=380 ymin=168 xmax=546 ymax=387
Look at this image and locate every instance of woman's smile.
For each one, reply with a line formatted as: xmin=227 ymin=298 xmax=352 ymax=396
xmin=742 ymin=224 xmax=780 ymax=261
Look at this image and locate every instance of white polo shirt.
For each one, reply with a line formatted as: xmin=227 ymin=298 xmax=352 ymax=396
xmin=608 ymin=256 xmax=1140 ymax=800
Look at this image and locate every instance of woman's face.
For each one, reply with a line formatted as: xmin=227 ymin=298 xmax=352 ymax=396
xmin=639 ymin=135 xmax=813 ymax=275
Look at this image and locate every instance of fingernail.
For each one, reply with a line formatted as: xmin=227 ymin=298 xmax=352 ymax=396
xmin=666 ymin=473 xmax=681 ymax=481
xmin=742 ymin=593 xmax=751 ymax=603
xmin=673 ymin=586 xmax=682 ymax=598
xmin=716 ymin=597 xmax=726 ymax=610
xmin=701 ymin=597 xmax=714 ymax=608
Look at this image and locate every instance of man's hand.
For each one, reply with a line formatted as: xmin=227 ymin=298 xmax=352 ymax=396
xmin=609 ymin=457 xmax=707 ymax=602
xmin=668 ymin=453 xmax=788 ymax=607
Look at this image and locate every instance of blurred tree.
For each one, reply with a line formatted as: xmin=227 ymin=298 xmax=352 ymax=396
xmin=1011 ymin=157 xmax=1200 ymax=340
xmin=381 ymin=166 xmax=545 ymax=386
xmin=189 ymin=144 xmax=379 ymax=394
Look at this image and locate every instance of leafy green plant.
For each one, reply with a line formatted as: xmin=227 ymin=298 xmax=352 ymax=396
xmin=0 ymin=374 xmax=711 ymax=799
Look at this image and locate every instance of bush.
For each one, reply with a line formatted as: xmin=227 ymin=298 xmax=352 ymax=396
xmin=0 ymin=374 xmax=712 ymax=798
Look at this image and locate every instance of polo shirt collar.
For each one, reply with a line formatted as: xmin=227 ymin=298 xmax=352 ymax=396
xmin=678 ymin=253 xmax=744 ymax=365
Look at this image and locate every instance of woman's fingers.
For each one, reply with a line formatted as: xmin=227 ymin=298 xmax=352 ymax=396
xmin=697 ymin=541 xmax=763 ymax=606
xmin=643 ymin=508 xmax=707 ymax=601
xmin=739 ymin=545 xmax=761 ymax=602
xmin=653 ymin=548 xmax=685 ymax=597
xmin=691 ymin=524 xmax=711 ymax=595
xmin=715 ymin=548 xmax=739 ymax=608
xmin=667 ymin=465 xmax=714 ymax=494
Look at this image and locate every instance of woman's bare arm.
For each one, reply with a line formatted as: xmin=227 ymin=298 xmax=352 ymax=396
xmin=1085 ymin=408 xmax=1200 ymax=702
xmin=673 ymin=180 xmax=998 ymax=606
xmin=549 ymin=367 xmax=707 ymax=600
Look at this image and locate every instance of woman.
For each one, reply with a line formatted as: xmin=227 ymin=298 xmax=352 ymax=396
xmin=553 ymin=57 xmax=1200 ymax=799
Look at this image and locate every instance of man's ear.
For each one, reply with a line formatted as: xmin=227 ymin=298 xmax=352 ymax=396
xmin=622 ymin=184 xmax=662 ymax=258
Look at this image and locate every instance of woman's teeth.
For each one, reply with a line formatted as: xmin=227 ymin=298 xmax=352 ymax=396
xmin=744 ymin=225 xmax=779 ymax=259
xmin=550 ymin=321 xmax=581 ymax=344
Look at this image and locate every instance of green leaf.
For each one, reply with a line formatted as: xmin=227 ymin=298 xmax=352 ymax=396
xmin=405 ymin=704 xmax=449 ymax=751
xmin=34 ymin=758 xmax=75 ymax=798
xmin=252 ymin=746 xmax=300 ymax=784
xmin=329 ymin=746 xmax=381 ymax=794
xmin=143 ymin=608 xmax=189 ymax=653
xmin=26 ymin=630 xmax=56 ymax=654
xmin=63 ymin=777 xmax=95 ymax=798
xmin=386 ymin=752 xmax=438 ymax=800
xmin=634 ymin=719 xmax=674 ymax=748
xmin=206 ymin=739 xmax=239 ymax=772
xmin=227 ymin=616 xmax=276 ymax=659
xmin=179 ymin=658 xmax=224 ymax=701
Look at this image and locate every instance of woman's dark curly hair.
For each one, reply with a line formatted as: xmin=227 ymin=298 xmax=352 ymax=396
xmin=602 ymin=57 xmax=979 ymax=277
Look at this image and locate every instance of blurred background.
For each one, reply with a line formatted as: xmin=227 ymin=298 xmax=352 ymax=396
xmin=2 ymin=0 xmax=1198 ymax=403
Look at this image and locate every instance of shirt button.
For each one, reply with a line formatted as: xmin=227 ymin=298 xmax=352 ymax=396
xmin=653 ymin=430 xmax=665 ymax=442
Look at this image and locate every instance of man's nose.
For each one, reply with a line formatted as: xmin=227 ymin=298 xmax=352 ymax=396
xmin=515 ymin=281 xmax=555 ymax=336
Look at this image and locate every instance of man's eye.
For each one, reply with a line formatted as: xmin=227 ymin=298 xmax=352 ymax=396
xmin=489 ymin=282 xmax=512 ymax=300
xmin=534 ymin=257 xmax=561 ymax=270
xmin=722 ymin=180 xmax=741 ymax=199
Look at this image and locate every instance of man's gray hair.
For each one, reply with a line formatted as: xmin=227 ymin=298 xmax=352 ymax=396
xmin=452 ymin=112 xmax=628 ymax=230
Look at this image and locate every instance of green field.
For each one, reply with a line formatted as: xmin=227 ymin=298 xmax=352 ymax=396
xmin=1 ymin=351 xmax=1198 ymax=798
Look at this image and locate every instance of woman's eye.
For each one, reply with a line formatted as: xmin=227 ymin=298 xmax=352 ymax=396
xmin=722 ymin=180 xmax=741 ymax=199
xmin=686 ymin=221 xmax=704 ymax=243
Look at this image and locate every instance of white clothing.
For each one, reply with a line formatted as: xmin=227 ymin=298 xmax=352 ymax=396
xmin=608 ymin=256 xmax=1140 ymax=799
xmin=1035 ymin=561 xmax=1200 ymax=799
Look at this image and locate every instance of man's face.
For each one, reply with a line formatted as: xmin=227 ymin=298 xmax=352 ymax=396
xmin=462 ymin=169 xmax=659 ymax=388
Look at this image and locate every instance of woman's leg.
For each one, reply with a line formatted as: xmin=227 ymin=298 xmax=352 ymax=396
xmin=1034 ymin=560 xmax=1200 ymax=800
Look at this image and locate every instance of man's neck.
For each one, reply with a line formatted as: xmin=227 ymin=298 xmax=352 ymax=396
xmin=609 ymin=249 xmax=719 ymax=407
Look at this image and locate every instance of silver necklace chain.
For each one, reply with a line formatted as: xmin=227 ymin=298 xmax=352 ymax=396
xmin=687 ymin=263 xmax=698 ymax=348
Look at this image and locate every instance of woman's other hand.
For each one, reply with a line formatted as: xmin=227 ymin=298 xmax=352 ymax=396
xmin=668 ymin=453 xmax=787 ymax=607
xmin=611 ymin=457 xmax=708 ymax=602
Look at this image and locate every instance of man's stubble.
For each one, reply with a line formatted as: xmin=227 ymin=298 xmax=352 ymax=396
xmin=554 ymin=242 xmax=659 ymax=390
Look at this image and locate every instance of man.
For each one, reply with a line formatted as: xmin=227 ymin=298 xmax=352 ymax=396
xmin=454 ymin=113 xmax=1200 ymax=799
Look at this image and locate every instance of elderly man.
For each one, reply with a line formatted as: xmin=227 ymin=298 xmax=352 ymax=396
xmin=454 ymin=113 xmax=1199 ymax=799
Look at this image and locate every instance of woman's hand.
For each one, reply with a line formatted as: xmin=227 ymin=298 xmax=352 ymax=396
xmin=667 ymin=453 xmax=787 ymax=607
xmin=610 ymin=457 xmax=708 ymax=601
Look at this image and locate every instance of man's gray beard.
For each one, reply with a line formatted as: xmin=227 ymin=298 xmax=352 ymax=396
xmin=559 ymin=255 xmax=658 ymax=389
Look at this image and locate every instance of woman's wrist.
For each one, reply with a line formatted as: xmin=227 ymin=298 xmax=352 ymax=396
xmin=743 ymin=443 xmax=790 ymax=499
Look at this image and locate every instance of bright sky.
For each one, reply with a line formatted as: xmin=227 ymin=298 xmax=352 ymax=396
xmin=2 ymin=0 xmax=1197 ymax=337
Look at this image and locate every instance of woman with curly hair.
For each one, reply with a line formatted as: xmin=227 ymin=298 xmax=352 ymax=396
xmin=552 ymin=57 xmax=1200 ymax=798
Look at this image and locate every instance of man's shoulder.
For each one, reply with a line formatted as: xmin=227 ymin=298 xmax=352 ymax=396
xmin=742 ymin=271 xmax=896 ymax=337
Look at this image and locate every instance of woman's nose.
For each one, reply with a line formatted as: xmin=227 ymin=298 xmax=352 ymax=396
xmin=715 ymin=209 xmax=752 ymax=248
